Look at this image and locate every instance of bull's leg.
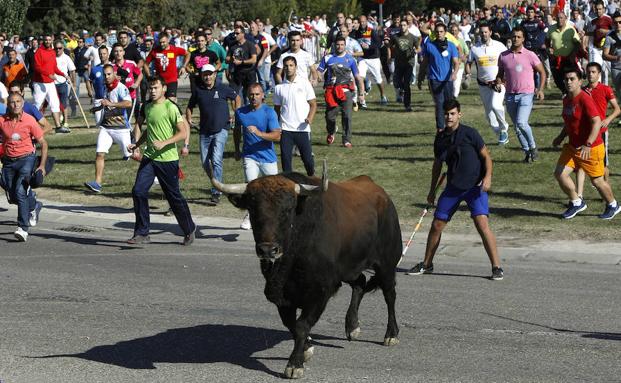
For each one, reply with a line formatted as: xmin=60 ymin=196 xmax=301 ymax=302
xmin=278 ymin=306 xmax=315 ymax=363
xmin=345 ymin=274 xmax=366 ymax=341
xmin=284 ymin=297 xmax=329 ymax=379
xmin=378 ymin=271 xmax=399 ymax=346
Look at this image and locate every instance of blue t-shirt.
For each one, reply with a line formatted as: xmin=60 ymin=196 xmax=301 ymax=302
xmin=89 ymin=64 xmax=106 ymax=99
xmin=235 ymin=104 xmax=280 ymax=163
xmin=187 ymin=83 xmax=237 ymax=135
xmin=422 ymin=38 xmax=458 ymax=82
xmin=23 ymin=101 xmax=43 ymax=121
xmin=318 ymin=53 xmax=359 ymax=86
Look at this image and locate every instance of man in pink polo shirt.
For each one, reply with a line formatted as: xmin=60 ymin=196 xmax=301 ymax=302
xmin=0 ymin=93 xmax=48 ymax=242
xmin=496 ymin=26 xmax=547 ymax=163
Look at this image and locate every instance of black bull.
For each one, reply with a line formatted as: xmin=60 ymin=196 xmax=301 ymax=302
xmin=212 ymin=170 xmax=402 ymax=379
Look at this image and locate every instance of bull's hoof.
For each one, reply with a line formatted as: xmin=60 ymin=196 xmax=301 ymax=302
xmin=284 ymin=365 xmax=305 ymax=379
xmin=383 ymin=337 xmax=399 ymax=346
xmin=303 ymin=346 xmax=314 ymax=362
xmin=347 ymin=327 xmax=361 ymax=341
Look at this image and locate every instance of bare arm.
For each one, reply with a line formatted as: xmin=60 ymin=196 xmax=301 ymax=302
xmin=603 ymin=97 xmax=621 ymax=128
xmin=534 ymin=62 xmax=546 ymax=100
xmin=479 ymin=145 xmax=493 ymax=192
xmin=306 ymin=98 xmax=317 ymax=124
xmin=35 ymin=136 xmax=49 ymax=176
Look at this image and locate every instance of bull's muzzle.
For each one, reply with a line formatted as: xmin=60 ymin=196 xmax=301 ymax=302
xmin=256 ymin=242 xmax=283 ymax=260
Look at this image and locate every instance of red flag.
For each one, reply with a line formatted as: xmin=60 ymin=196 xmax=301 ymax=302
xmin=178 ymin=166 xmax=186 ymax=181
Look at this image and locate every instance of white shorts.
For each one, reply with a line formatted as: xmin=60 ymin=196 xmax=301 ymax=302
xmin=358 ymin=58 xmax=383 ymax=84
xmin=93 ymin=99 xmax=104 ymax=127
xmin=96 ymin=127 xmax=132 ymax=157
xmin=33 ymin=82 xmax=60 ymax=113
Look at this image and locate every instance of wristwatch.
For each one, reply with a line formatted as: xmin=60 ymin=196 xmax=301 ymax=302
xmin=585 ymin=142 xmax=592 ymax=147
xmin=183 ymin=143 xmax=190 ymax=149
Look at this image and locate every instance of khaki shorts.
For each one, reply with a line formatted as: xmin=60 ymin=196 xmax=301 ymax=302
xmin=557 ymin=143 xmax=605 ymax=178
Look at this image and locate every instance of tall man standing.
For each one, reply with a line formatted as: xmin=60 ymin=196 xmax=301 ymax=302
xmin=273 ymin=56 xmax=317 ymax=175
xmin=466 ymin=23 xmax=509 ymax=145
xmin=53 ymin=40 xmax=76 ymax=133
xmin=586 ymin=1 xmax=612 ymax=85
xmin=406 ymin=99 xmax=503 ymax=281
xmin=418 ymin=23 xmax=459 ymax=132
xmin=553 ymin=68 xmax=621 ymax=220
xmin=275 ymin=31 xmax=319 ymax=85
xmin=234 ymin=83 xmax=281 ymax=230
xmin=145 ymin=34 xmax=188 ymax=103
xmin=496 ymin=27 xmax=547 ymax=162
xmin=0 ymin=93 xmax=48 ymax=242
xmin=603 ymin=11 xmax=621 ymax=97
xmin=226 ymin=26 xmax=258 ymax=104
xmin=186 ymin=64 xmax=241 ymax=206
xmin=32 ymin=34 xmax=66 ymax=132
xmin=127 ymin=76 xmax=196 ymax=245
xmin=391 ymin=19 xmax=417 ymax=112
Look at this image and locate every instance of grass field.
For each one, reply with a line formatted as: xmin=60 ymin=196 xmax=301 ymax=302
xmin=34 ymin=81 xmax=621 ymax=240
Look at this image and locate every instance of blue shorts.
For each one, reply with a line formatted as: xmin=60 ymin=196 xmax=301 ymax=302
xmin=434 ymin=184 xmax=489 ymax=222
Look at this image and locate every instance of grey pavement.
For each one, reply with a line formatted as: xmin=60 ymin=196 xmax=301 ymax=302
xmin=0 ymin=198 xmax=620 ymax=382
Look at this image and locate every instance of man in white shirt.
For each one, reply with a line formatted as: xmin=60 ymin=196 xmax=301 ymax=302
xmin=273 ymin=56 xmax=317 ymax=176
xmin=275 ymin=30 xmax=319 ymax=85
xmin=465 ymin=23 xmax=509 ymax=145
xmin=54 ymin=40 xmax=76 ymax=133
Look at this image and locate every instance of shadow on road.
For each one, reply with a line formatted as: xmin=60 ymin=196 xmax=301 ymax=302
xmin=480 ymin=312 xmax=621 ymax=341
xmin=31 ymin=324 xmax=347 ymax=377
xmin=396 ymin=268 xmax=490 ymax=280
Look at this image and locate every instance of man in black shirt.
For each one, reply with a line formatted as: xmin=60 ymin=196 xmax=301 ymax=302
xmin=226 ymin=26 xmax=257 ymax=103
xmin=406 ymin=99 xmax=504 ymax=281
xmin=183 ymin=33 xmax=220 ymax=95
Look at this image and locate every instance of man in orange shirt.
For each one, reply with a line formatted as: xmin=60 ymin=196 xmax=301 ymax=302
xmin=2 ymin=48 xmax=27 ymax=87
xmin=0 ymin=93 xmax=48 ymax=242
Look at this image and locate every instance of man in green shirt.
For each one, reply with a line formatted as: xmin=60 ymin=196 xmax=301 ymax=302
xmin=127 ymin=76 xmax=196 ymax=245
xmin=545 ymin=11 xmax=582 ymax=94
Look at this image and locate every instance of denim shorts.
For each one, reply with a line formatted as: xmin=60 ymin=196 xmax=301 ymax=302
xmin=434 ymin=183 xmax=489 ymax=222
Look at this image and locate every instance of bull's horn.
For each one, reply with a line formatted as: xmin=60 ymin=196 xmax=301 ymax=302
xmin=294 ymin=183 xmax=320 ymax=195
xmin=321 ymin=159 xmax=328 ymax=191
xmin=208 ymin=162 xmax=247 ymax=194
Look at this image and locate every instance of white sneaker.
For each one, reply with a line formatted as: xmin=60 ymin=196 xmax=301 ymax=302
xmin=240 ymin=213 xmax=252 ymax=230
xmin=14 ymin=227 xmax=28 ymax=242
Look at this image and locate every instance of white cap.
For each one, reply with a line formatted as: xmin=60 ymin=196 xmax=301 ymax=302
xmin=201 ymin=64 xmax=216 ymax=73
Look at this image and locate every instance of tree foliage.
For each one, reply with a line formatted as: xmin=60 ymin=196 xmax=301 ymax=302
xmin=0 ymin=0 xmax=30 ymax=36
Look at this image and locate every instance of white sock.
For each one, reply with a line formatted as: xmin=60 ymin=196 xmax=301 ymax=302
xmin=608 ymin=200 xmax=618 ymax=208
xmin=571 ymin=199 xmax=582 ymax=206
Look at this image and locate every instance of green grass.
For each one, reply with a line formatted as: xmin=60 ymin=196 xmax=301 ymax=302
xmin=39 ymin=83 xmax=621 ymax=240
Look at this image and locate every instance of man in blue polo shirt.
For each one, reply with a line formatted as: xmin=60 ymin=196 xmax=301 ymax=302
xmin=234 ymin=83 xmax=281 ymax=229
xmin=186 ymin=64 xmax=241 ymax=205
xmin=417 ymin=22 xmax=459 ymax=131
xmin=89 ymin=46 xmax=110 ymax=126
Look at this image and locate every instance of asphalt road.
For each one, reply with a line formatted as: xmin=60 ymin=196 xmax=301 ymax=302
xmin=0 ymin=200 xmax=620 ymax=383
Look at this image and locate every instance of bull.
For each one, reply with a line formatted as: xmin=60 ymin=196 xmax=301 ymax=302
xmin=211 ymin=162 xmax=401 ymax=379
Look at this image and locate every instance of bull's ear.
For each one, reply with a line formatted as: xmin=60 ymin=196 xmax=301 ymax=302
xmin=227 ymin=194 xmax=247 ymax=209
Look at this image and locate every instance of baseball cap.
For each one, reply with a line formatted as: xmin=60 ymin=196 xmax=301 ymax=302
xmin=201 ymin=64 xmax=216 ymax=73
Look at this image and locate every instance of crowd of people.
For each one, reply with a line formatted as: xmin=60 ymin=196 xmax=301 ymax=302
xmin=0 ymin=0 xmax=620 ymax=280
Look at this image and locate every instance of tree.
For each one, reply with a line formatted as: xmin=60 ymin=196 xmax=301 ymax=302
xmin=0 ymin=0 xmax=30 ymax=36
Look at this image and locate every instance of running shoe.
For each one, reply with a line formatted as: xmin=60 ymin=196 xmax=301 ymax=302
xmin=29 ymin=201 xmax=43 ymax=227
xmin=491 ymin=267 xmax=504 ymax=281
xmin=598 ymin=204 xmax=621 ymax=220
xmin=84 ymin=180 xmax=102 ymax=193
xmin=405 ymin=261 xmax=434 ymax=275
xmin=561 ymin=200 xmax=587 ymax=219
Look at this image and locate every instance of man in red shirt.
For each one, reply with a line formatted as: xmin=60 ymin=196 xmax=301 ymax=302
xmin=0 ymin=93 xmax=48 ymax=242
xmin=587 ymin=1 xmax=613 ymax=84
xmin=553 ymin=67 xmax=621 ymax=220
xmin=576 ymin=62 xmax=621 ymax=197
xmin=144 ymin=34 xmax=188 ymax=102
xmin=32 ymin=34 xmax=68 ymax=131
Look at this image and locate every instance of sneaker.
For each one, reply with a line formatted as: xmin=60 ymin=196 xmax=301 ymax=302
xmin=405 ymin=106 xmax=413 ymax=112
xmin=127 ymin=235 xmax=151 ymax=244
xmin=183 ymin=229 xmax=195 ymax=246
xmin=206 ymin=194 xmax=220 ymax=206
xmin=14 ymin=227 xmax=28 ymax=242
xmin=326 ymin=134 xmax=335 ymax=145
xmin=561 ymin=200 xmax=587 ymax=219
xmin=380 ymin=96 xmax=388 ymax=105
xmin=84 ymin=180 xmax=102 ymax=193
xmin=491 ymin=266 xmax=504 ymax=281
xmin=55 ymin=126 xmax=71 ymax=134
xmin=405 ymin=261 xmax=434 ymax=275
xmin=498 ymin=131 xmax=509 ymax=145
xmin=240 ymin=213 xmax=252 ymax=230
xmin=523 ymin=151 xmax=532 ymax=163
xmin=353 ymin=102 xmax=359 ymax=112
xmin=598 ymin=204 xmax=621 ymax=220
xmin=360 ymin=101 xmax=368 ymax=109
xmin=29 ymin=201 xmax=43 ymax=227
xmin=530 ymin=148 xmax=539 ymax=161
xmin=343 ymin=142 xmax=352 ymax=148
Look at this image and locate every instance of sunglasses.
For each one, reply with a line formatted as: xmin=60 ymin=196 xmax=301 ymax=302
xmin=55 ymin=47 xmax=64 ymax=50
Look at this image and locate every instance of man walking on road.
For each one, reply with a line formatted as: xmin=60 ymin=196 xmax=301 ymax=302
xmin=407 ymin=99 xmax=504 ymax=281
xmin=127 ymin=76 xmax=196 ymax=245
xmin=186 ymin=64 xmax=241 ymax=206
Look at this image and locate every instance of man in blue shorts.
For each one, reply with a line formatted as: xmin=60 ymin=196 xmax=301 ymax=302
xmin=407 ymin=99 xmax=504 ymax=281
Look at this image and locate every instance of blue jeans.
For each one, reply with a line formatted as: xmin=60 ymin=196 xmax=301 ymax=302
xmin=257 ymin=62 xmax=272 ymax=93
xmin=132 ymin=158 xmax=195 ymax=237
xmin=429 ymin=79 xmax=454 ymax=131
xmin=1 ymin=154 xmax=37 ymax=231
xmin=505 ymin=93 xmax=536 ymax=151
xmin=200 ymin=128 xmax=229 ymax=196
